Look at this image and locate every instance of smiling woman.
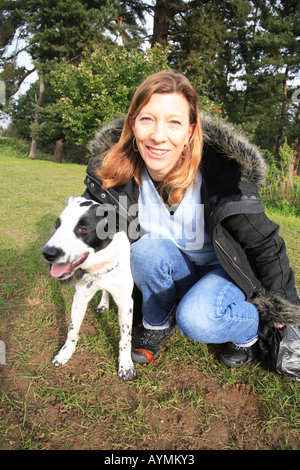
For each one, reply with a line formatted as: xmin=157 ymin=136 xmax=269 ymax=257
xmin=82 ymin=69 xmax=300 ymax=375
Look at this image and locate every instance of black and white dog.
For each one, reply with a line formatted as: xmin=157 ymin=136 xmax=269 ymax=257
xmin=43 ymin=196 xmax=136 ymax=381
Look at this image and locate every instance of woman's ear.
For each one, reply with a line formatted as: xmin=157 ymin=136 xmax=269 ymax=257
xmin=129 ymin=117 xmax=135 ymax=133
xmin=189 ymin=123 xmax=195 ymax=138
xmin=185 ymin=123 xmax=195 ymax=145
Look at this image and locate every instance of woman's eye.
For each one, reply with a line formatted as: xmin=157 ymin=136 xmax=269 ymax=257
xmin=170 ymin=120 xmax=181 ymax=125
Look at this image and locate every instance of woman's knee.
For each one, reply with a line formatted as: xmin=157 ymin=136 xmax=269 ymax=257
xmin=176 ymin=302 xmax=216 ymax=343
xmin=176 ymin=298 xmax=259 ymax=345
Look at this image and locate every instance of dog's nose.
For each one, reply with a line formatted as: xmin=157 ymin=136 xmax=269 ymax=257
xmin=43 ymin=245 xmax=64 ymax=263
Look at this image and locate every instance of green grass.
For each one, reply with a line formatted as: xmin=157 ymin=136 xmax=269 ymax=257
xmin=0 ymin=138 xmax=299 ymax=450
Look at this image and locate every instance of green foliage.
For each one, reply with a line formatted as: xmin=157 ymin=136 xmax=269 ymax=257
xmin=16 ymin=0 xmax=145 ymax=69
xmin=49 ymin=45 xmax=169 ymax=145
xmin=230 ymin=0 xmax=300 ymax=156
xmin=0 ymin=0 xmax=147 ymax=104
xmin=169 ymin=0 xmax=249 ymax=101
xmin=260 ymin=139 xmax=300 ymax=216
xmin=8 ymin=79 xmax=59 ymax=140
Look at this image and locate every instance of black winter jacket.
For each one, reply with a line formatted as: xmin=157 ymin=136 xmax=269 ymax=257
xmin=83 ymin=114 xmax=300 ymax=327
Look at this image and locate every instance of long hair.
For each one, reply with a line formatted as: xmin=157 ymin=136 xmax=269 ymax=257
xmin=96 ymin=70 xmax=203 ymax=205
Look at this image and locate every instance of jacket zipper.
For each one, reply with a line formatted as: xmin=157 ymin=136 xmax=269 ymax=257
xmin=214 ymin=240 xmax=256 ymax=291
xmin=104 ymin=188 xmax=139 ymax=232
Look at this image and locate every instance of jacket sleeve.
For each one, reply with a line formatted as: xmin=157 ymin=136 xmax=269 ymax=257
xmin=222 ymin=212 xmax=299 ymax=305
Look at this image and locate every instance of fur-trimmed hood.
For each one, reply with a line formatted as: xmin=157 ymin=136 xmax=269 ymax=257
xmin=87 ymin=114 xmax=268 ymax=186
xmin=200 ymin=113 xmax=267 ymax=186
xmin=87 ymin=117 xmax=125 ymax=172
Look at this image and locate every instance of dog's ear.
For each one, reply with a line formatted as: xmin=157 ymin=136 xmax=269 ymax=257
xmin=66 ymin=196 xmax=75 ymax=205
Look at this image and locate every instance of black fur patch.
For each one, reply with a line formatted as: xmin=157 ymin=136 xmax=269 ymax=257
xmin=79 ymin=200 xmax=95 ymax=207
xmin=74 ymin=204 xmax=118 ymax=251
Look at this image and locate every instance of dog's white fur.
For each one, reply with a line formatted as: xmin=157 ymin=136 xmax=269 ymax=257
xmin=43 ymin=197 xmax=136 ymax=381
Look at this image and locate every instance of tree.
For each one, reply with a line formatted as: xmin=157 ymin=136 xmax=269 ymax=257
xmin=258 ymin=0 xmax=300 ymax=156
xmin=0 ymin=0 xmax=32 ymax=101
xmin=1 ymin=0 xmax=147 ymax=160
xmin=8 ymin=78 xmax=58 ymax=139
xmin=235 ymin=0 xmax=300 ymax=155
xmin=48 ymin=45 xmax=168 ymax=147
xmin=19 ymin=0 xmax=113 ymax=158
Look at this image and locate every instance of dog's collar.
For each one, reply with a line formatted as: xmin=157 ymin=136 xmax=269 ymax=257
xmin=85 ymin=261 xmax=120 ymax=289
xmin=100 ymin=261 xmax=119 ymax=275
xmin=86 ymin=260 xmax=119 ymax=275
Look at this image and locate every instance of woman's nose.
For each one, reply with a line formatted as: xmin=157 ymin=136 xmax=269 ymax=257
xmin=150 ymin=122 xmax=167 ymax=142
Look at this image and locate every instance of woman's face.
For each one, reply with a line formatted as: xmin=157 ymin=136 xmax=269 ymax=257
xmin=131 ymin=93 xmax=194 ymax=181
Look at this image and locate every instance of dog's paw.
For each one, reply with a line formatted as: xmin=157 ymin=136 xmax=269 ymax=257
xmin=52 ymin=345 xmax=74 ymax=367
xmin=118 ymin=362 xmax=137 ymax=381
xmin=95 ymin=304 xmax=108 ymax=314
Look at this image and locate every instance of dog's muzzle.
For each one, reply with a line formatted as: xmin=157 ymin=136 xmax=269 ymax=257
xmin=43 ymin=246 xmax=89 ymax=279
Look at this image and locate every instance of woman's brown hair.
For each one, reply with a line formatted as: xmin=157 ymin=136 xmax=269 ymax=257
xmin=96 ymin=70 xmax=203 ymax=205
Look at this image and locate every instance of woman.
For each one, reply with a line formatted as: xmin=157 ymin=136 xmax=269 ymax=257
xmin=83 ymin=70 xmax=300 ymax=368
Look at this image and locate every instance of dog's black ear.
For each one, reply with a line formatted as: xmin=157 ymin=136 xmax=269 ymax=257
xmin=66 ymin=196 xmax=75 ymax=205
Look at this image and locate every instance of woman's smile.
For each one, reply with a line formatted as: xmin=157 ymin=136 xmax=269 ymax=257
xmin=146 ymin=146 xmax=170 ymax=157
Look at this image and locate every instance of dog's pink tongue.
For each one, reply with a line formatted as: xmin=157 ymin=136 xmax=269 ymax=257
xmin=51 ymin=263 xmax=70 ymax=278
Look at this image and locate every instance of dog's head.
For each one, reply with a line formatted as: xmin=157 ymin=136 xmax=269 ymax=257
xmin=43 ymin=197 xmax=117 ymax=280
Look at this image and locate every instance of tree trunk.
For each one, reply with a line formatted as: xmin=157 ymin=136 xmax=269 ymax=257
xmin=151 ymin=0 xmax=210 ymax=48
xmin=53 ymin=138 xmax=64 ymax=163
xmin=29 ymin=72 xmax=45 ymax=159
xmin=151 ymin=0 xmax=170 ymax=48
xmin=275 ymin=65 xmax=289 ymax=156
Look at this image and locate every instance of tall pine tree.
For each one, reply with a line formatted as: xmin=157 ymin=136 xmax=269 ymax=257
xmin=238 ymin=0 xmax=300 ymax=155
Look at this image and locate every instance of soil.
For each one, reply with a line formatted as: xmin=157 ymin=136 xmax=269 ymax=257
xmin=1 ymin=311 xmax=299 ymax=452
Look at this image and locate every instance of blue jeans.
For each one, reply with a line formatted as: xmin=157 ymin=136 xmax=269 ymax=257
xmin=131 ymin=237 xmax=259 ymax=347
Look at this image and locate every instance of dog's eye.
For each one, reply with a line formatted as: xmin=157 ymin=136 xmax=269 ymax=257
xmin=55 ymin=219 xmax=61 ymax=229
xmin=77 ymin=226 xmax=88 ymax=234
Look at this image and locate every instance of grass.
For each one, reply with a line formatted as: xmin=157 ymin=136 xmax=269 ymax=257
xmin=0 ymin=138 xmax=299 ymax=451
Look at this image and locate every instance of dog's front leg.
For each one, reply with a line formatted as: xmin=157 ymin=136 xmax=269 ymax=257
xmin=117 ymin=298 xmax=136 ymax=381
xmin=52 ymin=281 xmax=95 ymax=367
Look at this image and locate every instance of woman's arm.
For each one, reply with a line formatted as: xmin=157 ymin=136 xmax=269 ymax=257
xmin=222 ymin=211 xmax=299 ymax=305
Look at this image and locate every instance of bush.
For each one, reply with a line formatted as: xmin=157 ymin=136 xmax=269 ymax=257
xmin=260 ymin=140 xmax=300 ymax=216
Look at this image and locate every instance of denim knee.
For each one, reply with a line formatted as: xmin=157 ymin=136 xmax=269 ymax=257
xmin=175 ymin=269 xmax=259 ymax=345
xmin=176 ymin=305 xmax=219 ymax=343
xmin=130 ymin=237 xmax=201 ymax=327
xmin=176 ymin=304 xmax=258 ymax=345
